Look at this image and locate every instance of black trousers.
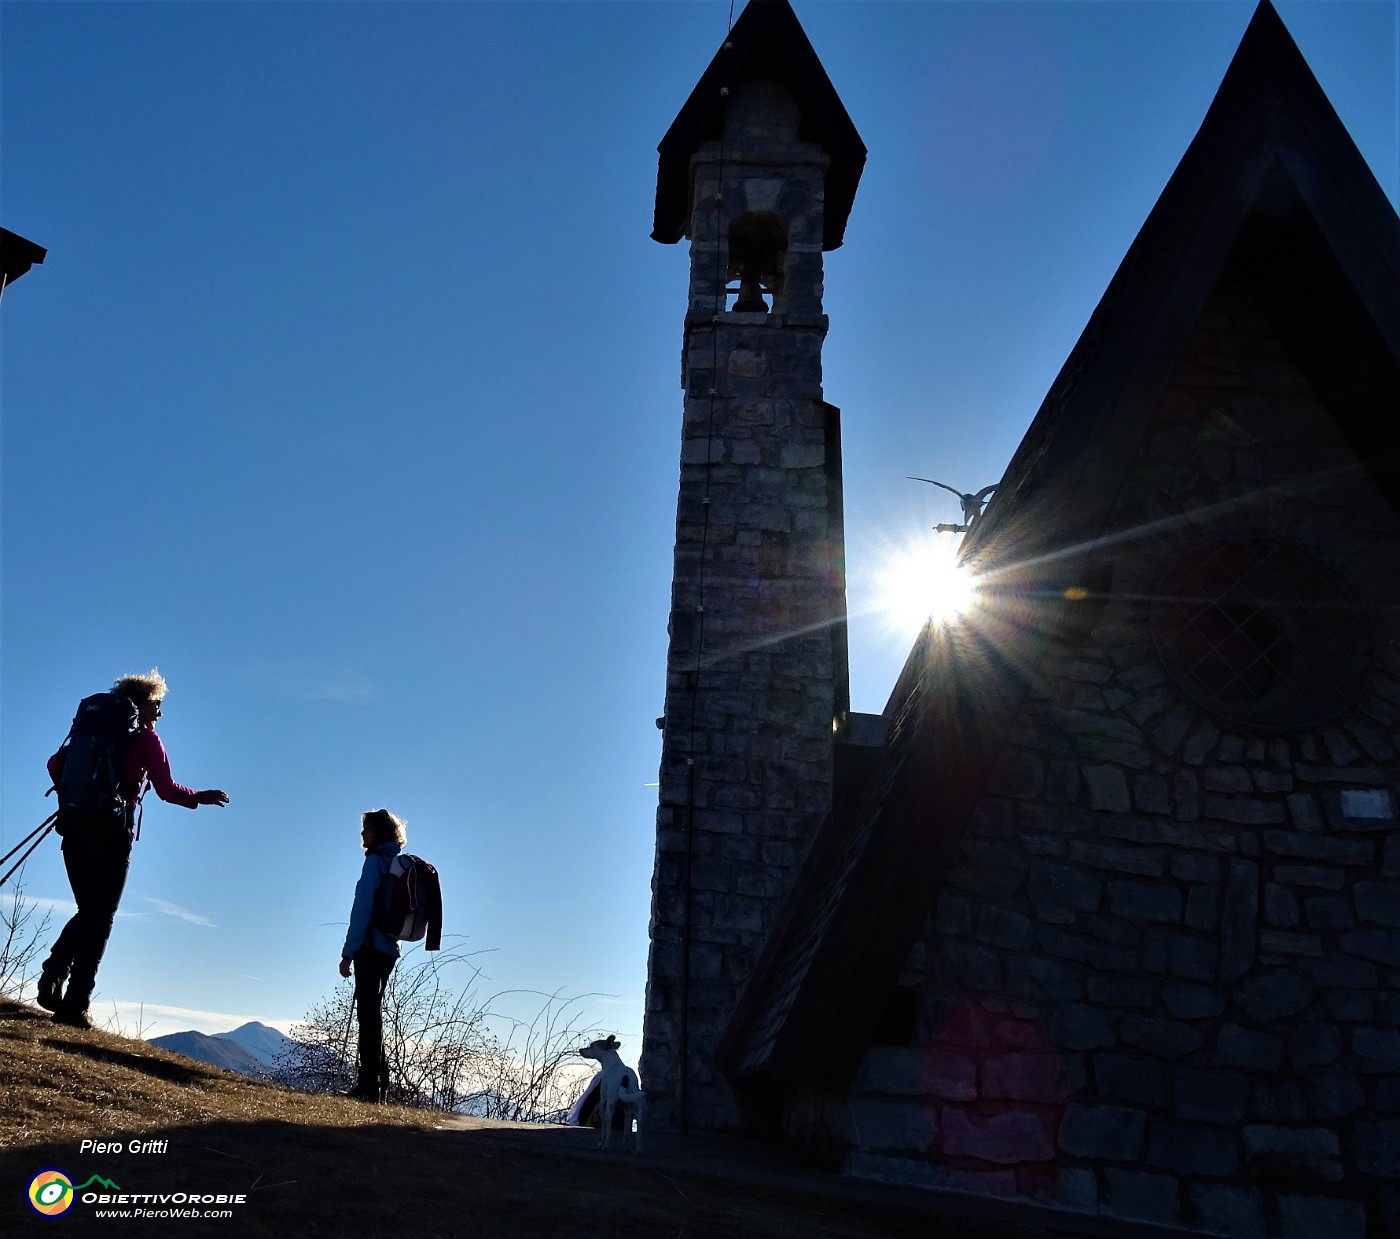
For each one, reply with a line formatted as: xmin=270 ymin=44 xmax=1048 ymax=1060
xmin=45 ymin=830 xmax=132 ymax=1013
xmin=353 ymin=947 xmax=396 ymax=1095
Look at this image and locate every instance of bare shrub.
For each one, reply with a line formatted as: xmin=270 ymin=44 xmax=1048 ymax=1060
xmin=274 ymin=946 xmax=604 ymax=1121
xmin=0 ymin=872 xmax=53 ymax=1002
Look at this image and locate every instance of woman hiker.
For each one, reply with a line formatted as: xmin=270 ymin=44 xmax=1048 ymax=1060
xmin=339 ymin=808 xmax=405 ymax=1102
xmin=38 ymin=669 xmax=229 ymax=1029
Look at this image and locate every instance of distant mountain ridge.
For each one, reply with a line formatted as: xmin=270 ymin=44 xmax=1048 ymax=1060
xmin=148 ymin=1021 xmax=296 ymax=1080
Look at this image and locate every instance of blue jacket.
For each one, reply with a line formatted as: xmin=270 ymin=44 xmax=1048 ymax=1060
xmin=342 ymin=841 xmax=402 ymax=959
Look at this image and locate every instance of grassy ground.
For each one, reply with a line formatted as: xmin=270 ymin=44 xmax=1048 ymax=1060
xmin=0 ymin=998 xmax=1070 ymax=1238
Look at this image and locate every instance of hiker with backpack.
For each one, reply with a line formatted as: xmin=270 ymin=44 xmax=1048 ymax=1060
xmin=38 ymin=669 xmax=229 ymax=1029
xmin=339 ymin=808 xmax=441 ymax=1103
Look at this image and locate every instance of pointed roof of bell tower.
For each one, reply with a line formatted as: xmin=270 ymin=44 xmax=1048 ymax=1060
xmin=652 ymin=0 xmax=866 ymax=250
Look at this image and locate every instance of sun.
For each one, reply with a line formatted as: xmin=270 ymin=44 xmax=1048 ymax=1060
xmin=871 ymin=535 xmax=979 ymax=636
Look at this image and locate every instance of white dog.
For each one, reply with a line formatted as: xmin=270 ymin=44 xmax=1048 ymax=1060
xmin=578 ymin=1035 xmax=644 ymax=1154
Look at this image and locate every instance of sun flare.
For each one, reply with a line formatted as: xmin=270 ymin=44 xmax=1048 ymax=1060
xmin=872 ymin=535 xmax=979 ymax=636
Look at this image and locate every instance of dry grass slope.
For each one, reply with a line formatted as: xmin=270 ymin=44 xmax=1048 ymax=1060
xmin=0 ymin=999 xmax=1056 ymax=1238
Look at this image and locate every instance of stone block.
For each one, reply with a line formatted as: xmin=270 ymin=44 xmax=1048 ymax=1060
xmin=1263 ymin=830 xmax=1373 ymax=864
xmin=1105 ymin=1169 xmax=1179 ymax=1226
xmin=1296 ymin=764 xmax=1384 ymax=784
xmin=1166 ymin=933 xmax=1220 ymax=982
xmin=1148 ymin=1122 xmax=1238 ymax=1175
xmin=1183 ymin=721 xmax=1220 ymax=765
xmin=1095 ymin=1054 xmax=1167 ymax=1106
xmin=1048 ymin=1003 xmax=1114 ymax=1050
xmin=1172 ymin=852 xmax=1220 ymax=882
xmin=1034 ymin=1168 xmax=1099 ymax=1213
xmin=849 ymin=1098 xmax=937 ymax=1152
xmin=1045 ymin=760 xmax=1080 ymax=805
xmin=1355 ymin=880 xmax=1400 ymax=926
xmin=1190 ymin=1184 xmax=1267 ymax=1239
xmin=1216 ymin=1023 xmax=1284 ymax=1071
xmin=1304 ymin=1069 xmax=1364 ymax=1118
xmin=1325 ymin=991 xmax=1375 ymax=1021
xmin=1185 ymin=884 xmax=1221 ymax=932
xmin=1087 ymin=976 xmax=1154 ymax=1007
xmin=1109 ymin=880 xmax=1181 ymax=923
xmin=1162 ymin=981 xmax=1223 ymax=1019
xmin=940 ymin=941 xmax=1003 ymax=992
xmin=1068 ymin=840 xmax=1166 ymax=877
xmin=1377 ymin=1078 xmax=1400 ymax=1111
xmin=1120 ymin=1015 xmax=1202 ymax=1060
xmin=1175 ymin=1068 xmax=1249 ymax=1123
xmin=1024 ymin=862 xmax=1097 ymax=929
xmin=1307 ymin=956 xmax=1377 ymax=988
xmin=1258 ymin=929 xmax=1322 ymax=956
xmin=1038 ymin=926 xmax=1137 ymax=973
xmin=1083 ymin=764 xmax=1131 ymax=812
xmin=1237 ymin=971 xmax=1313 ymax=1023
xmin=1204 ymin=796 xmax=1284 ymax=825
xmin=1286 ymin=791 xmax=1322 ymax=828
xmin=1278 ymin=1196 xmax=1365 ymax=1239
xmin=1242 ymin=1125 xmax=1342 ymax=1180
xmin=1264 ymin=882 xmax=1301 ymax=927
xmin=1252 ymin=1080 xmax=1308 ymax=1121
xmin=1006 ymin=955 xmax=1082 ymax=1003
xmin=1275 ymin=864 xmax=1346 ymax=890
xmin=940 ymin=1106 xmax=1056 ymax=1164
xmin=1304 ymin=896 xmax=1355 ymax=931
xmin=1288 ymin=1023 xmax=1341 ymax=1068
xmin=1058 ymin=1103 xmax=1146 ymax=1160
xmin=1175 ymin=770 xmax=1200 ymax=820
xmin=975 ymin=904 xmax=1033 ymax=952
xmin=1205 ymin=766 xmax=1252 ymax=793
xmin=983 ymin=1052 xmax=1071 ymax=1104
xmin=1341 ymin=929 xmax=1400 ymax=966
xmin=936 ymin=893 xmax=973 ymax=937
xmin=1221 ymin=860 xmax=1259 ymax=981
xmin=987 ymin=748 xmax=1043 ymax=800
xmin=1133 ymin=774 xmax=1172 ymax=815
xmin=1354 ymin=1027 xmax=1400 ymax=1073
xmin=1355 ymin=1118 xmax=1400 ymax=1176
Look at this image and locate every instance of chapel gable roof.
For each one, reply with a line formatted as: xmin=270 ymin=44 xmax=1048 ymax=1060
xmin=717 ymin=0 xmax=1400 ymax=1090
xmin=652 ymin=0 xmax=867 ymax=250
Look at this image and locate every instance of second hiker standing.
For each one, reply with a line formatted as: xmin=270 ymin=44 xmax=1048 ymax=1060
xmin=339 ymin=808 xmax=405 ymax=1102
xmin=39 ymin=669 xmax=229 ymax=1029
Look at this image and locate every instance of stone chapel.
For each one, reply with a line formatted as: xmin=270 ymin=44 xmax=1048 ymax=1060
xmin=642 ymin=3 xmax=1400 ymax=1236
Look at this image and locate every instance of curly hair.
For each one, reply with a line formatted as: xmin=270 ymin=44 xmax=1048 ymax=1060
xmin=361 ymin=808 xmax=407 ymax=847
xmin=112 ymin=668 xmax=168 ymax=704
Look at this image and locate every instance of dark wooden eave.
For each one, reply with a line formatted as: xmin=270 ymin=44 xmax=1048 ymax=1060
xmin=717 ymin=0 xmax=1400 ymax=1090
xmin=1 ymin=228 xmax=47 ymax=288
xmin=652 ymin=0 xmax=866 ymax=250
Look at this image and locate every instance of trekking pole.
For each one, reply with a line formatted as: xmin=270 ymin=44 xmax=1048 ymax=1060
xmin=0 ymin=812 xmax=59 ymax=889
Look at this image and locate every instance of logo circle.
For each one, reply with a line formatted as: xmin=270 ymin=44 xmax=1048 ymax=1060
xmin=28 ymin=1169 xmax=74 ymax=1217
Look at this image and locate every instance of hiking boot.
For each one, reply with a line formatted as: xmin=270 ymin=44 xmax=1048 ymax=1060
xmin=341 ymin=1084 xmax=383 ymax=1103
xmin=37 ymin=967 xmax=66 ymax=1013
xmin=52 ymin=1005 xmax=93 ymax=1030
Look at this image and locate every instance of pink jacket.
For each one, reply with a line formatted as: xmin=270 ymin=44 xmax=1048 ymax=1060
xmin=48 ymin=728 xmax=200 ymax=810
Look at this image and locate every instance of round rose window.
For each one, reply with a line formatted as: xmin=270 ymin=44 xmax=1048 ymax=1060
xmin=1151 ymin=537 xmax=1372 ymax=730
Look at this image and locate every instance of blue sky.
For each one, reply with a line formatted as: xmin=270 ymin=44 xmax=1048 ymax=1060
xmin=2 ymin=0 xmax=1396 ymax=1048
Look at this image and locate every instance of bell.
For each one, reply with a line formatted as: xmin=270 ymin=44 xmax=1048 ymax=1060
xmin=732 ymin=273 xmax=768 ymax=313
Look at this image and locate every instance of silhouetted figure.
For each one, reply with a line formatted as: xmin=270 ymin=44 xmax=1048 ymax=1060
xmin=907 ymin=476 xmax=999 ymax=524
xmin=339 ymin=808 xmax=406 ymax=1102
xmin=39 ymin=670 xmax=229 ymax=1029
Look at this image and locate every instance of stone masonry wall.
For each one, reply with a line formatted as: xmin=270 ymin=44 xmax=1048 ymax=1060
xmin=642 ymin=79 xmax=847 ymax=1130
xmin=836 ymin=282 xmax=1400 ymax=1237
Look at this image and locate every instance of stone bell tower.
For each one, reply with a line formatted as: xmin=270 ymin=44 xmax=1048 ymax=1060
xmin=641 ymin=0 xmax=866 ymax=1131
